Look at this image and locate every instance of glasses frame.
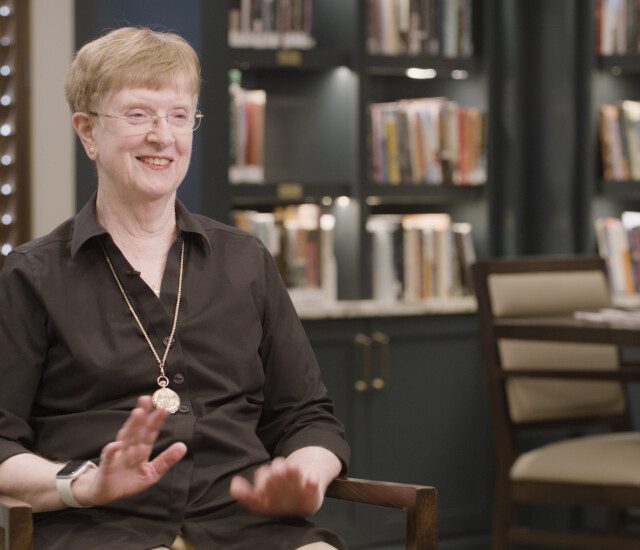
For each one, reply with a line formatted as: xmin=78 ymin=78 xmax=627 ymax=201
xmin=89 ymin=110 xmax=204 ymax=133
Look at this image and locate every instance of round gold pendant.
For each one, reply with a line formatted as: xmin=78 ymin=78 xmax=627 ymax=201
xmin=152 ymin=387 xmax=181 ymax=414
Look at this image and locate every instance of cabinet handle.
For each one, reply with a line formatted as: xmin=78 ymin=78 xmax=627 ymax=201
xmin=371 ymin=331 xmax=390 ymax=391
xmin=353 ymin=333 xmax=372 ymax=393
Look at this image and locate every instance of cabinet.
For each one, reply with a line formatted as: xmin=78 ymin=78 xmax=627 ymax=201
xmin=304 ymin=313 xmax=492 ymax=548
xmin=0 ymin=0 xmax=29 ymax=268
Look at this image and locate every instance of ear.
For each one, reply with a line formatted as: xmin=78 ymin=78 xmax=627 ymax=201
xmin=72 ymin=112 xmax=97 ymax=159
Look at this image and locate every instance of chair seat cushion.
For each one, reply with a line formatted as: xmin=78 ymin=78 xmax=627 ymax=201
xmin=510 ymin=432 xmax=640 ymax=486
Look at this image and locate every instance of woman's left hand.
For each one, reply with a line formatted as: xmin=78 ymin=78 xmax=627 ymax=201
xmin=229 ymin=446 xmax=341 ymax=518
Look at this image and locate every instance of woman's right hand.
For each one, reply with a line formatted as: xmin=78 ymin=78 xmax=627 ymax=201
xmin=71 ymin=395 xmax=187 ymax=507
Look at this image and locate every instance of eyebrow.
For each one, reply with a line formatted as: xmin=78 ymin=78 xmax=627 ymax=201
xmin=119 ymin=102 xmax=191 ymax=111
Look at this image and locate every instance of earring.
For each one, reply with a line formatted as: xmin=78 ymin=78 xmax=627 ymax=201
xmin=88 ymin=146 xmax=96 ymax=156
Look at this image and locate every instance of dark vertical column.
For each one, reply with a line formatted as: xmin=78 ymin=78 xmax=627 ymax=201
xmin=198 ymin=1 xmax=231 ymax=223
xmin=520 ymin=1 xmax=580 ymax=254
xmin=574 ymin=0 xmax=595 ymax=254
xmin=488 ymin=0 xmax=527 ymax=256
xmin=490 ymin=0 xmax=581 ymax=256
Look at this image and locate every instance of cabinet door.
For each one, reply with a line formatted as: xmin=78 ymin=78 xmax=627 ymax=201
xmin=305 ymin=315 xmax=492 ymax=548
xmin=302 ymin=318 xmax=371 ymax=543
xmin=363 ymin=314 xmax=492 ymax=543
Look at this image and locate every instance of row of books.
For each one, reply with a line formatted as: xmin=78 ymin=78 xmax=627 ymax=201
xmin=599 ymin=100 xmax=640 ymax=181
xmin=367 ymin=0 xmax=474 ymax=57
xmin=596 ymin=0 xmax=640 ymax=55
xmin=367 ymin=213 xmax=476 ymax=301
xmin=229 ymin=83 xmax=266 ymax=184
xmin=370 ymin=97 xmax=486 ymax=186
xmin=233 ymin=205 xmax=337 ymax=301
xmin=229 ymin=0 xmax=316 ymax=50
xmin=595 ymin=212 xmax=640 ymax=295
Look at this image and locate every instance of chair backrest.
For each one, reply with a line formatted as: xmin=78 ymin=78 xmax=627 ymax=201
xmin=473 ymin=256 xmax=629 ymax=458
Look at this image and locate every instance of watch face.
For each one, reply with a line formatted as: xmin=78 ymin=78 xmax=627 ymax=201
xmin=57 ymin=460 xmax=90 ymax=478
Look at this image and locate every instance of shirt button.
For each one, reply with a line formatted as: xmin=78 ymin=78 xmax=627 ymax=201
xmin=172 ymin=373 xmax=184 ymax=385
xmin=178 ymin=404 xmax=190 ymax=414
xmin=163 ymin=336 xmax=175 ymax=348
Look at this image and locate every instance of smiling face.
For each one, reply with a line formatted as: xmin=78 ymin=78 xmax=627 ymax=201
xmin=89 ymin=85 xmax=196 ymax=203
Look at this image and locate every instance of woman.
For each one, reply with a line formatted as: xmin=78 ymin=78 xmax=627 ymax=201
xmin=0 ymin=27 xmax=348 ymax=550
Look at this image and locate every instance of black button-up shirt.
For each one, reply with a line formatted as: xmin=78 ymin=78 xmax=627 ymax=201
xmin=0 ymin=196 xmax=349 ymax=549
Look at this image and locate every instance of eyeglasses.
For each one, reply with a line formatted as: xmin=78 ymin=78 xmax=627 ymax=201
xmin=89 ymin=110 xmax=204 ymax=133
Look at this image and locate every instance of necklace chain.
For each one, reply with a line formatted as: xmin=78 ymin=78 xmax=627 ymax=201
xmin=100 ymin=239 xmax=184 ymax=385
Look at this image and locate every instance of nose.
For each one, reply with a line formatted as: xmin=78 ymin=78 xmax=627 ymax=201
xmin=147 ymin=116 xmax=175 ymax=145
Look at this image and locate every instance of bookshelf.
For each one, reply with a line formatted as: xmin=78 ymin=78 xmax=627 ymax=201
xmin=219 ymin=0 xmax=491 ymax=305
xmin=0 ymin=0 xmax=29 ymax=268
xmin=576 ymin=1 xmax=640 ymax=255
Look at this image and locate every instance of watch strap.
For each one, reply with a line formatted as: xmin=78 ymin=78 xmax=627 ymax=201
xmin=56 ymin=461 xmax=97 ymax=508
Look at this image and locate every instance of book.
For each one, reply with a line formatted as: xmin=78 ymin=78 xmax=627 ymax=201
xmin=233 ymin=205 xmax=336 ymax=300
xmin=367 ymin=214 xmax=404 ymax=301
xmin=229 ymin=84 xmax=266 ymax=184
xmin=453 ymin=222 xmax=476 ymax=293
xmin=595 ymin=216 xmax=635 ymax=294
xmin=367 ymin=0 xmax=473 ymax=56
xmin=619 ymin=100 xmax=640 ymax=180
xmin=599 ymin=103 xmax=629 ymax=181
xmin=229 ymin=0 xmax=316 ymax=50
xmin=369 ymin=97 xmax=485 ymax=186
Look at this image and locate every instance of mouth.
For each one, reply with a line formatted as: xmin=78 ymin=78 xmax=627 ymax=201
xmin=137 ymin=156 xmax=172 ymax=167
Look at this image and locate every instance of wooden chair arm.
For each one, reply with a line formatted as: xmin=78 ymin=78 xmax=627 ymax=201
xmin=500 ymin=366 xmax=640 ymax=381
xmin=326 ymin=477 xmax=437 ymax=550
xmin=0 ymin=480 xmax=438 ymax=550
xmin=0 ymin=494 xmax=32 ymax=550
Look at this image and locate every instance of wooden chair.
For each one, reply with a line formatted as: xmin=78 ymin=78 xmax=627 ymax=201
xmin=0 ymin=477 xmax=437 ymax=550
xmin=473 ymin=255 xmax=640 ymax=550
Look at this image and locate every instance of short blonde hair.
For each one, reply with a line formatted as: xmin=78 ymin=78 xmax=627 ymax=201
xmin=65 ymin=27 xmax=201 ymax=112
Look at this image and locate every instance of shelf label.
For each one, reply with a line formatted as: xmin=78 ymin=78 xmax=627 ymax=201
xmin=276 ymin=49 xmax=302 ymax=66
xmin=277 ymin=182 xmax=303 ymax=200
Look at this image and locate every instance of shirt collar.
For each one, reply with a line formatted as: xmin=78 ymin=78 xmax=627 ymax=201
xmin=70 ymin=192 xmax=212 ymax=258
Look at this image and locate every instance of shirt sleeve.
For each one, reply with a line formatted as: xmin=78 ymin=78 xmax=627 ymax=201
xmin=254 ymin=242 xmax=349 ymax=474
xmin=0 ymin=251 xmax=47 ymax=462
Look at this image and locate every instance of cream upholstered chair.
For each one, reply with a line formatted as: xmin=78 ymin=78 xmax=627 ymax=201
xmin=0 ymin=477 xmax=437 ymax=550
xmin=473 ymin=255 xmax=640 ymax=550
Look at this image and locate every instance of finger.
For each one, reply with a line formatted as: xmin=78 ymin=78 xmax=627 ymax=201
xmin=137 ymin=395 xmax=153 ymax=411
xmin=229 ymin=475 xmax=253 ymax=501
xmin=123 ymin=440 xmax=152 ymax=467
xmin=118 ymin=405 xmax=166 ymax=452
xmin=262 ymin=460 xmax=293 ymax=494
xmin=252 ymin=464 xmax=273 ymax=494
xmin=142 ymin=407 xmax=169 ymax=441
xmin=304 ymin=472 xmax=320 ymax=489
xmin=100 ymin=440 xmax=124 ymax=465
xmin=98 ymin=440 xmax=126 ymax=476
xmin=148 ymin=442 xmax=187 ymax=477
xmin=116 ymin=406 xmax=148 ymax=444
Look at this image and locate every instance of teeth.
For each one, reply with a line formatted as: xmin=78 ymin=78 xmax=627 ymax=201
xmin=140 ymin=157 xmax=170 ymax=166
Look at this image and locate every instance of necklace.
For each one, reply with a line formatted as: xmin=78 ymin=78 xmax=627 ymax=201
xmin=101 ymin=239 xmax=185 ymax=413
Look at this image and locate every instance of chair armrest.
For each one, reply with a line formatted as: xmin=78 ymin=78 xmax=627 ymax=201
xmin=0 ymin=494 xmax=33 ymax=550
xmin=326 ymin=477 xmax=437 ymax=550
xmin=500 ymin=366 xmax=640 ymax=381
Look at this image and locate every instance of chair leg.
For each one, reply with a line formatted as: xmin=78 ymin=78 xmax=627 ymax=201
xmin=491 ymin=475 xmax=511 ymax=550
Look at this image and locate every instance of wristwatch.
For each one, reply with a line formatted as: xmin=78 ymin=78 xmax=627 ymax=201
xmin=56 ymin=460 xmax=97 ymax=508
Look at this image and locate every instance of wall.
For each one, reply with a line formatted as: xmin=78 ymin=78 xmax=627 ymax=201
xmin=29 ymin=0 xmax=75 ymax=238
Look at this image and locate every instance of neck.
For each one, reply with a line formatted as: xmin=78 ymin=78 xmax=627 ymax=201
xmin=96 ymin=185 xmax=177 ymax=254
